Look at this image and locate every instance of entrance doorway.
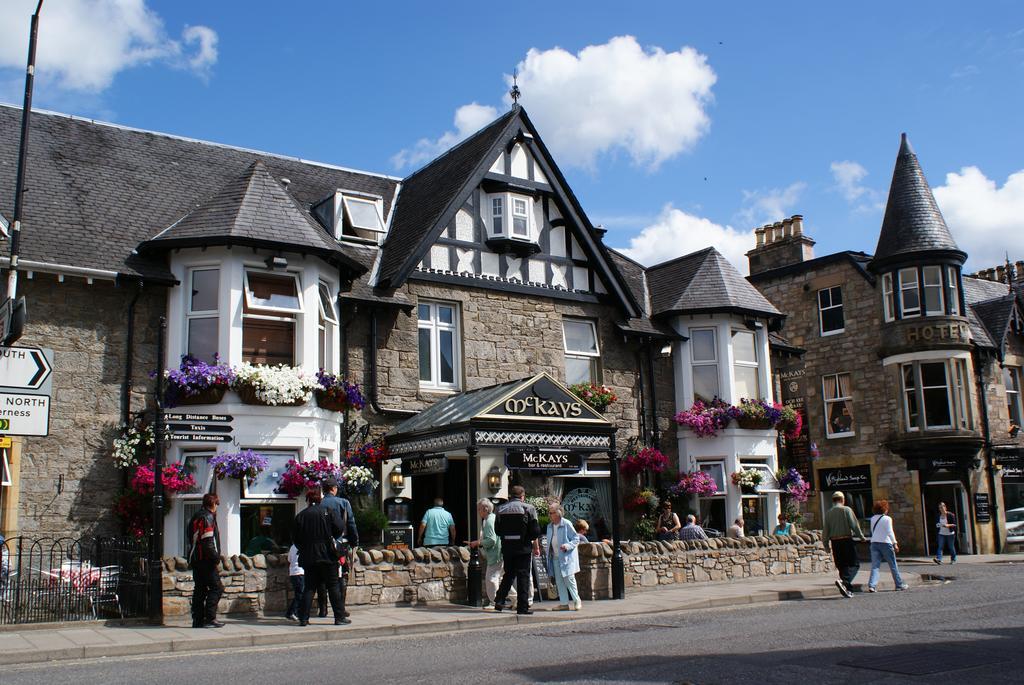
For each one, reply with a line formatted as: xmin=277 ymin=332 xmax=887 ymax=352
xmin=410 ymin=459 xmax=469 ymax=544
xmin=922 ymin=481 xmax=970 ymax=556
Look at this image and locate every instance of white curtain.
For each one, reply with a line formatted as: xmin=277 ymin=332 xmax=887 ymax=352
xmin=594 ymin=478 xmax=613 ymax=529
xmin=550 ymin=477 xmax=565 ymax=502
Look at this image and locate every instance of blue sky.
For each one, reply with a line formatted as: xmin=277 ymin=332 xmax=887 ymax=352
xmin=1 ymin=1 xmax=1022 ymax=272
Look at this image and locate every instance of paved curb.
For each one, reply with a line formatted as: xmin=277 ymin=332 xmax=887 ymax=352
xmin=0 ymin=574 xmax=928 ymax=667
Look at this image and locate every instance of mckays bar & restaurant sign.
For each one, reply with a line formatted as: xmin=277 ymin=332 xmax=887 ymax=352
xmin=505 ymin=448 xmax=583 ymax=472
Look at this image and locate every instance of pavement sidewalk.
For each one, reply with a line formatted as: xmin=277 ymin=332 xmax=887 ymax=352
xmin=0 ymin=569 xmax=939 ymax=667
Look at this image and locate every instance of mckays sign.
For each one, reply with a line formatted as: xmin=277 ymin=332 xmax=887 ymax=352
xmin=502 ymin=396 xmax=584 ymax=419
xmin=506 ymin=448 xmax=583 ymax=471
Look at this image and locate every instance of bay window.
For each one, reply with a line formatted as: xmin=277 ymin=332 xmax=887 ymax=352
xmin=823 ymin=372 xmax=855 ymax=437
xmin=317 ymin=281 xmax=338 ymax=372
xmin=900 ymin=358 xmax=972 ymax=432
xmin=418 ymin=301 xmax=460 ymax=390
xmin=186 ymin=267 xmax=219 ymax=361
xmin=487 ymin=193 xmax=533 ymax=241
xmin=732 ymin=329 xmax=760 ymax=400
xmin=882 ymin=273 xmax=895 ymax=322
xmin=922 ymin=265 xmax=944 ymax=315
xmin=690 ymin=328 xmax=719 ymax=403
xmin=1005 ymin=366 xmax=1023 ymax=428
xmin=898 ymin=268 xmax=920 ymax=317
xmin=242 ymin=270 xmax=302 ymax=366
xmin=562 ymin=319 xmax=600 ymax=385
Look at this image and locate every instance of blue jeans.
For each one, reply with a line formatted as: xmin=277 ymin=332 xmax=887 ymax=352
xmin=936 ymin=534 xmax=957 ymax=561
xmin=288 ymin=575 xmax=304 ymax=617
xmin=868 ymin=542 xmax=904 ymax=589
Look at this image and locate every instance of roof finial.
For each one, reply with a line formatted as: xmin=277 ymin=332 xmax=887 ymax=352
xmin=509 ymin=69 xmax=521 ymax=107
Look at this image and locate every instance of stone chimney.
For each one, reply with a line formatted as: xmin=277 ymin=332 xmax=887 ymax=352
xmin=968 ymin=260 xmax=1024 ymax=286
xmin=746 ymin=214 xmax=816 ymax=276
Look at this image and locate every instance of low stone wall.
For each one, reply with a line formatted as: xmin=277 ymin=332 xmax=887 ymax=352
xmin=161 ymin=533 xmax=831 ymax=618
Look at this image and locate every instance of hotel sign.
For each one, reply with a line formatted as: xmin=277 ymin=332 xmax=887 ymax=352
xmin=506 ymin=448 xmax=583 ymax=471
xmin=905 ymin=322 xmax=970 ymax=344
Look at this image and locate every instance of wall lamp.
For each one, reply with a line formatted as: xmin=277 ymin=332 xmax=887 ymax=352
xmin=486 ymin=466 xmax=502 ymax=494
xmin=388 ymin=465 xmax=405 ymax=493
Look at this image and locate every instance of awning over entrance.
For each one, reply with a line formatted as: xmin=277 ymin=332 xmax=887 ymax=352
xmin=384 ymin=372 xmax=616 ymax=457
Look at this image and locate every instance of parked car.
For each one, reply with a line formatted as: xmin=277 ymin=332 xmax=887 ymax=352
xmin=1006 ymin=507 xmax=1024 ymax=543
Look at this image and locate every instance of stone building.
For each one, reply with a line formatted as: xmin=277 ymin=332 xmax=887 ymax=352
xmin=749 ymin=134 xmax=1023 ymax=555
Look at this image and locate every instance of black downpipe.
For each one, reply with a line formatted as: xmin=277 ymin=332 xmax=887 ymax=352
xmin=635 ymin=348 xmax=647 ymax=445
xmin=645 ymin=340 xmax=660 ymax=449
xmin=121 ymin=279 xmax=143 ymax=425
xmin=974 ymin=355 xmax=1002 ymax=554
xmin=368 ymin=307 xmax=417 ymax=417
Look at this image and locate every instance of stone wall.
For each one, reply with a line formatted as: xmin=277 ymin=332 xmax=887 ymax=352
xmin=7 ymin=276 xmax=165 ymax=539
xmin=161 ymin=536 xmax=831 ymax=618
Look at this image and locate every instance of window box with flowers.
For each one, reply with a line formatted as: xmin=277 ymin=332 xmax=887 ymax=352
xmin=568 ymin=382 xmax=617 ymax=413
xmin=731 ymin=468 xmax=764 ymax=495
xmin=673 ymin=399 xmax=740 ymax=437
xmin=314 ymin=371 xmax=366 ymax=412
xmin=162 ymin=355 xmax=235 ymax=407
xmin=210 ymin=449 xmax=269 ymax=486
xmin=675 ymin=398 xmax=803 ymax=438
xmin=233 ymin=363 xmax=318 ymax=407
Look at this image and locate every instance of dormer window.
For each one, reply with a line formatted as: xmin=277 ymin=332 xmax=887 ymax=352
xmin=313 ymin=191 xmax=386 ymax=245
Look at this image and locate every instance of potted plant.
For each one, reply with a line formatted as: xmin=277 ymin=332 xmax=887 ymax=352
xmin=669 ymin=470 xmax=719 ymax=497
xmin=276 ymin=458 xmax=343 ymax=498
xmin=209 ymin=449 xmax=269 ymax=485
xmin=355 ymin=507 xmax=388 ymax=545
xmin=315 ymin=371 xmax=366 ymax=412
xmin=114 ymin=459 xmax=197 ymax=538
xmin=568 ymin=382 xmax=618 ymax=413
xmin=233 ymin=363 xmax=318 ymax=406
xmin=162 ymin=355 xmax=235 ymax=407
xmin=731 ymin=469 xmax=763 ymax=495
xmin=673 ymin=399 xmax=741 ymax=437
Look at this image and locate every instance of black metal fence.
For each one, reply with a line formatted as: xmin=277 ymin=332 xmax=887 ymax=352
xmin=0 ymin=536 xmax=150 ymax=625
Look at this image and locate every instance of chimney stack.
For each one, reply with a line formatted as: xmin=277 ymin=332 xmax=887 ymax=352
xmin=746 ymin=214 xmax=816 ymax=276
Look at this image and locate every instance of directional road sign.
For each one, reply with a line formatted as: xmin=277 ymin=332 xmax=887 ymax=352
xmin=0 ymin=392 xmax=50 ymax=436
xmin=0 ymin=346 xmax=53 ymax=394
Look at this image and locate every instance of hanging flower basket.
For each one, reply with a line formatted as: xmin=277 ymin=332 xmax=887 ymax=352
xmin=732 ymin=468 xmax=763 ymax=494
xmin=277 ymin=458 xmax=343 ymax=497
xmin=568 ymin=382 xmax=618 ymax=413
xmin=210 ymin=449 xmax=269 ymax=485
xmin=176 ymin=385 xmax=226 ymax=406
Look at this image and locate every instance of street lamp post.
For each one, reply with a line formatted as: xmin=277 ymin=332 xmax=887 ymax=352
xmin=466 ymin=445 xmax=482 ymax=606
xmin=608 ymin=437 xmax=625 ymax=600
xmin=149 ymin=316 xmax=166 ymax=623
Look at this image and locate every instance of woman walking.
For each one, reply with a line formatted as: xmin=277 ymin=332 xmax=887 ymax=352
xmin=934 ymin=502 xmax=958 ymax=564
xmin=868 ymin=500 xmax=908 ymax=592
xmin=546 ymin=504 xmax=582 ymax=611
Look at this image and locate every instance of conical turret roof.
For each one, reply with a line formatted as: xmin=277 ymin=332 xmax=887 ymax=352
xmin=871 ymin=134 xmax=965 ymax=269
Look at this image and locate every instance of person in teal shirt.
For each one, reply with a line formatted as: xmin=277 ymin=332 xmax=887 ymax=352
xmin=418 ymin=499 xmax=455 ymax=547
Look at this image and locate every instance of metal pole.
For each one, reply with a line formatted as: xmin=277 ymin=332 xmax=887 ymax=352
xmin=149 ymin=316 xmax=166 ymax=623
xmin=466 ymin=445 xmax=482 ymax=606
xmin=5 ymin=0 xmax=44 ymax=301
xmin=609 ymin=437 xmax=625 ymax=600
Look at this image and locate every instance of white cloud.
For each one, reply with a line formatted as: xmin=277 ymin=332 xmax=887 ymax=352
xmin=616 ymin=204 xmax=753 ymax=274
xmin=736 ymin=182 xmax=806 ymax=228
xmin=0 ymin=0 xmax=217 ymax=94
xmin=830 ymin=160 xmax=869 ymax=202
xmin=392 ymin=36 xmax=716 ymax=171
xmin=390 ymin=102 xmax=498 ymax=170
xmin=933 ymin=166 xmax=1024 ymax=269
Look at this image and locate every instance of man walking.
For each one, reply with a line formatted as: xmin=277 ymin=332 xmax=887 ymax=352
xmin=322 ymin=478 xmax=358 ymax=616
xmin=292 ymin=489 xmax=348 ymax=625
xmin=187 ymin=493 xmax=224 ymax=628
xmin=822 ymin=491 xmax=865 ymax=598
xmin=493 ymin=485 xmax=541 ymax=615
xmin=418 ymin=498 xmax=456 ymax=548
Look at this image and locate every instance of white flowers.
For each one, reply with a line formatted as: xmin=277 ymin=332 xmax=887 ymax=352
xmin=112 ymin=423 xmax=154 ymax=469
xmin=234 ymin=363 xmax=319 ymax=406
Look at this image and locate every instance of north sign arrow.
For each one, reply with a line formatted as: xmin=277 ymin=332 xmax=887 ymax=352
xmin=0 ymin=346 xmax=52 ymax=391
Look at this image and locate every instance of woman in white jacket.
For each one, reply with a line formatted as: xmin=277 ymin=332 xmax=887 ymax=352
xmin=868 ymin=500 xmax=909 ymax=592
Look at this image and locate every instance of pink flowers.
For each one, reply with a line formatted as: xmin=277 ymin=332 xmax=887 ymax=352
xmin=669 ymin=470 xmax=719 ymax=497
xmin=674 ymin=399 xmax=740 ymax=437
xmin=620 ymin=446 xmax=669 ymax=478
xmin=129 ymin=460 xmax=196 ymax=495
xmin=568 ymin=382 xmax=618 ymax=412
xmin=277 ymin=459 xmax=343 ymax=498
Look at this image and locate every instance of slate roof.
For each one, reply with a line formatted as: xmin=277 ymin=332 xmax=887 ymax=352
xmin=645 ymin=247 xmax=782 ymax=319
xmin=140 ymin=161 xmax=365 ymax=272
xmin=377 ymin=109 xmax=518 ymax=288
xmin=747 ymin=250 xmax=874 ymax=284
xmin=872 ymin=134 xmax=965 ymax=268
xmin=385 ymin=376 xmax=528 ymax=438
xmin=964 ymin=275 xmax=1020 ymax=351
xmin=0 ymin=104 xmax=398 ymax=281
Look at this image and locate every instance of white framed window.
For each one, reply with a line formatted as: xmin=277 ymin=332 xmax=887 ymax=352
xmin=696 ymin=459 xmax=727 ymax=533
xmin=337 ymin=194 xmax=386 ymax=243
xmin=698 ymin=460 xmax=726 ymax=494
xmin=418 ymin=301 xmax=460 ymax=390
xmin=901 ymin=363 xmax=920 ymax=432
xmin=882 ymin=273 xmax=895 ymax=322
xmin=177 ymin=449 xmax=215 ymax=497
xmin=317 ymin=281 xmax=338 ymax=372
xmin=901 ymin=359 xmax=972 ymax=432
xmin=739 ymin=459 xmax=779 ymax=495
xmin=186 ymin=267 xmax=219 ymax=362
xmin=511 ymin=197 xmax=530 ymax=237
xmin=563 ymin=319 xmax=600 ymax=385
xmin=898 ymin=268 xmax=920 ymax=318
xmin=243 ymin=270 xmax=302 ymax=366
xmin=490 ymin=196 xmax=504 ymax=235
xmin=690 ymin=328 xmax=719 ymax=403
xmin=953 ymin=359 xmax=970 ymax=430
xmin=818 ymin=286 xmax=844 ymax=335
xmin=732 ymin=329 xmax=761 ymax=400
xmin=922 ymin=265 xmax=945 ymax=316
xmin=947 ymin=267 xmax=960 ymax=315
xmin=242 ymin=449 xmax=298 ymax=499
xmin=920 ymin=361 xmax=953 ymax=429
xmin=1006 ymin=366 xmax=1023 ymax=428
xmin=487 ymin=193 xmax=533 ymax=241
xmin=823 ymin=373 xmax=855 ymax=438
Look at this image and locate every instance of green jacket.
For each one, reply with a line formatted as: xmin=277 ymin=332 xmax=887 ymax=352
xmin=480 ymin=513 xmax=502 ymax=566
xmin=822 ymin=504 xmax=864 ymax=545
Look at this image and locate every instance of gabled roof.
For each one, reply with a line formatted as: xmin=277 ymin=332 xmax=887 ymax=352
xmin=747 ymin=250 xmax=874 ymax=284
xmin=376 ymin=106 xmax=641 ymax=318
xmin=0 ymin=104 xmax=398 ymax=281
xmin=964 ymin=275 xmax=1021 ymax=353
xmin=646 ymin=247 xmax=782 ymax=319
xmin=140 ymin=161 xmax=365 ymax=273
xmin=872 ymin=134 xmax=965 ymax=269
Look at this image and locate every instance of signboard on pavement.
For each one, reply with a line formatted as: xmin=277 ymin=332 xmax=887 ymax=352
xmin=0 ymin=392 xmax=50 ymax=436
xmin=0 ymin=346 xmax=53 ymax=394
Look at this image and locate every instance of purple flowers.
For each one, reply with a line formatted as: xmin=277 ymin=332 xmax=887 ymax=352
xmin=210 ymin=450 xmax=268 ymax=484
xmin=673 ymin=399 xmax=740 ymax=437
xmin=162 ymin=355 xmax=235 ymax=407
xmin=315 ymin=370 xmax=366 ymax=411
xmin=779 ymin=467 xmax=811 ymax=502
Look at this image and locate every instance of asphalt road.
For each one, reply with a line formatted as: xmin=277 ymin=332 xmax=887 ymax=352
xmin=4 ymin=560 xmax=1022 ymax=684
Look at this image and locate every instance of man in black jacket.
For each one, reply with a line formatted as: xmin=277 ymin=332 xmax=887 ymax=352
xmin=292 ymin=489 xmax=349 ymax=625
xmin=321 ymin=478 xmax=358 ymax=617
xmin=493 ymin=485 xmax=541 ymax=615
xmin=187 ymin=493 xmax=224 ymax=628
